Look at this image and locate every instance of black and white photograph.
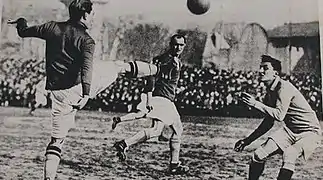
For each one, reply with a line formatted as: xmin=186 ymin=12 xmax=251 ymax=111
xmin=0 ymin=0 xmax=322 ymax=179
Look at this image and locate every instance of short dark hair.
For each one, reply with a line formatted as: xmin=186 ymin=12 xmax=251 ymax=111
xmin=261 ymin=54 xmax=282 ymax=74
xmin=170 ymin=34 xmax=187 ymax=45
xmin=69 ymin=0 xmax=93 ymax=21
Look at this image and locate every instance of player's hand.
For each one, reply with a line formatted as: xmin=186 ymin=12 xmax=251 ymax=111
xmin=146 ymin=105 xmax=153 ymax=112
xmin=72 ymin=95 xmax=90 ymax=110
xmin=7 ymin=19 xmax=18 ymax=24
xmin=146 ymin=100 xmax=153 ymax=112
xmin=146 ymin=101 xmax=153 ymax=112
xmin=234 ymin=139 xmax=247 ymax=152
xmin=145 ymin=94 xmax=153 ymax=112
xmin=240 ymin=92 xmax=257 ymax=107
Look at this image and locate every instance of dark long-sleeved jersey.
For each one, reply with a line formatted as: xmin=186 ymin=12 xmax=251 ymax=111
xmin=148 ymin=52 xmax=182 ymax=101
xmin=15 ymin=18 xmax=95 ymax=95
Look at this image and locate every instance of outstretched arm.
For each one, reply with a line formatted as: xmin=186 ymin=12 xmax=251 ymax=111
xmin=241 ymin=84 xmax=293 ymax=122
xmin=8 ymin=18 xmax=55 ymax=40
xmin=244 ymin=117 xmax=275 ymax=144
xmin=234 ymin=117 xmax=274 ymax=152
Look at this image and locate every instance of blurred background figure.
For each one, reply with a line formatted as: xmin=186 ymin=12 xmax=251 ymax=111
xmin=29 ymin=78 xmax=49 ymax=115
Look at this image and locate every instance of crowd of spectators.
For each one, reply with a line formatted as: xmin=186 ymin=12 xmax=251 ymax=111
xmin=0 ymin=58 xmax=321 ymax=119
xmin=0 ymin=57 xmax=45 ymax=108
xmin=174 ymin=66 xmax=322 ymax=117
xmin=89 ymin=64 xmax=322 ymax=118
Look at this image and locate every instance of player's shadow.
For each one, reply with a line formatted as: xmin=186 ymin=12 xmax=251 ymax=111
xmin=59 ymin=148 xmax=117 ymax=174
xmin=60 ymin=155 xmax=114 ymax=171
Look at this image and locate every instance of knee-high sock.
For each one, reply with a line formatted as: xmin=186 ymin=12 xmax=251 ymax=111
xmin=125 ymin=131 xmax=147 ymax=147
xmin=248 ymin=160 xmax=265 ymax=180
xmin=277 ymin=168 xmax=293 ymax=180
xmin=125 ymin=121 xmax=164 ymax=147
xmin=44 ymin=154 xmax=60 ymax=180
xmin=169 ymin=134 xmax=181 ymax=164
xmin=44 ymin=138 xmax=64 ymax=180
xmin=120 ymin=111 xmax=145 ymax=122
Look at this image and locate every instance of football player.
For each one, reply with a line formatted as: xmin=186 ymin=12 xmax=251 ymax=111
xmin=7 ymin=1 xmax=126 ymax=179
xmin=111 ymin=78 xmax=168 ymax=142
xmin=234 ymin=55 xmax=322 ymax=180
xmin=113 ymin=34 xmax=189 ymax=175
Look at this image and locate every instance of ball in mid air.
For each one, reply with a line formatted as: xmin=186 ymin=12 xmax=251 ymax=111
xmin=187 ymin=0 xmax=210 ymax=15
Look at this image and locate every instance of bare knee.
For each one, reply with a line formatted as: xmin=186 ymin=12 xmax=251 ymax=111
xmin=252 ymin=147 xmax=267 ymax=163
xmin=282 ymin=147 xmax=299 ymax=171
xmin=252 ymin=139 xmax=279 ymax=163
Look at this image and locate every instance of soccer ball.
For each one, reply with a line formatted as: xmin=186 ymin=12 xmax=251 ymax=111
xmin=187 ymin=0 xmax=210 ymax=15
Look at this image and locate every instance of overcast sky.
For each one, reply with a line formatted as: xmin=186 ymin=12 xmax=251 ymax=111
xmin=15 ymin=0 xmax=319 ymax=31
xmin=102 ymin=0 xmax=318 ymax=30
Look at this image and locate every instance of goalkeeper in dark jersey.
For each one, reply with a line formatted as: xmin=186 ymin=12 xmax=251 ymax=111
xmin=8 ymin=1 xmax=96 ymax=179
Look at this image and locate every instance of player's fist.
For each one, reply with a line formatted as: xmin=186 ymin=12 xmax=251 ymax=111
xmin=146 ymin=105 xmax=153 ymax=112
xmin=234 ymin=139 xmax=247 ymax=152
xmin=7 ymin=18 xmax=26 ymax=25
xmin=72 ymin=95 xmax=90 ymax=110
xmin=7 ymin=19 xmax=18 ymax=24
xmin=146 ymin=100 xmax=153 ymax=112
xmin=240 ymin=92 xmax=257 ymax=107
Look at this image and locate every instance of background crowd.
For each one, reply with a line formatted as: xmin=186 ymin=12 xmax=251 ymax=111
xmin=0 ymin=58 xmax=321 ymax=119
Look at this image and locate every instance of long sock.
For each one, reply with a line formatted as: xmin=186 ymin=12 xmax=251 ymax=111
xmin=277 ymin=168 xmax=293 ymax=180
xmin=125 ymin=131 xmax=147 ymax=147
xmin=248 ymin=161 xmax=265 ymax=180
xmin=120 ymin=112 xmax=145 ymax=122
xmin=44 ymin=154 xmax=60 ymax=180
xmin=170 ymin=136 xmax=181 ymax=164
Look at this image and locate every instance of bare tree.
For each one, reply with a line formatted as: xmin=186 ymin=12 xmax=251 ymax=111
xmin=118 ymin=23 xmax=170 ymax=62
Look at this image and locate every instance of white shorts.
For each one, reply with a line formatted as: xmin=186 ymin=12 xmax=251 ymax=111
xmin=270 ymin=126 xmax=322 ymax=160
xmin=144 ymin=96 xmax=183 ymax=135
xmin=50 ymin=85 xmax=82 ymax=138
xmin=50 ymin=60 xmax=123 ymax=138
xmin=34 ymin=79 xmax=48 ymax=106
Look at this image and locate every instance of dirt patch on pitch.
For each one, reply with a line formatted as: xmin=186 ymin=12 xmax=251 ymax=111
xmin=0 ymin=107 xmax=322 ymax=179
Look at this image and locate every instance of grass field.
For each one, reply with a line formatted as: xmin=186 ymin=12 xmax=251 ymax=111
xmin=0 ymin=107 xmax=322 ymax=180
